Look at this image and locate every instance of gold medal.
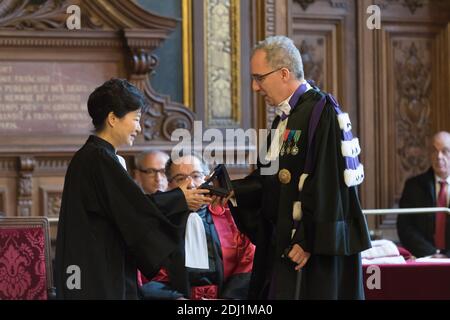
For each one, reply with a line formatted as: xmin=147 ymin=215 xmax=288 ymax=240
xmin=278 ymin=169 xmax=291 ymax=184
xmin=291 ymin=145 xmax=299 ymax=155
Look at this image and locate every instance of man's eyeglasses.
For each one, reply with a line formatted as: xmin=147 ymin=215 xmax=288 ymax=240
xmin=138 ymin=168 xmax=166 ymax=177
xmin=251 ymin=67 xmax=283 ymax=83
xmin=169 ymin=171 xmax=206 ymax=184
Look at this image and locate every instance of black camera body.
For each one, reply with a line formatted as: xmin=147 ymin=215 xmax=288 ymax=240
xmin=199 ymin=164 xmax=232 ymax=197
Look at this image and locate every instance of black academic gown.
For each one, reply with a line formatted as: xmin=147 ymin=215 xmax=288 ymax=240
xmin=230 ymin=88 xmax=371 ymax=300
xmin=55 ymin=135 xmax=189 ymax=299
xmin=397 ymin=168 xmax=450 ymax=257
xmin=140 ymin=206 xmax=253 ymax=300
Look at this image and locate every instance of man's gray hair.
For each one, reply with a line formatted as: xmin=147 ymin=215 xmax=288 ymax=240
xmin=253 ymin=35 xmax=304 ymax=80
xmin=165 ymin=152 xmax=210 ymax=181
xmin=134 ymin=150 xmax=169 ymax=169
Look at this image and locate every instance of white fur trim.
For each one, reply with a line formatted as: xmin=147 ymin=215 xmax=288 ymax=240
xmin=337 ymin=113 xmax=352 ymax=132
xmin=341 ymin=138 xmax=361 ymax=158
xmin=298 ymin=173 xmax=309 ymax=191
xmin=344 ymin=164 xmax=365 ymax=187
xmin=292 ymin=201 xmax=302 ymax=221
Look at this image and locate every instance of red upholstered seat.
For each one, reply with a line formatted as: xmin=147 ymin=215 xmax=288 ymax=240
xmin=0 ymin=217 xmax=53 ymax=300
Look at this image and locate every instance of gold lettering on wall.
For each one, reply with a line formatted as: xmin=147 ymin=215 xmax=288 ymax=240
xmin=0 ymin=61 xmax=118 ymax=134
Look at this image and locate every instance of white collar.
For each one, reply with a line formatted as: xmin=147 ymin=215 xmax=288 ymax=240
xmin=274 ymin=80 xmax=311 ymax=119
xmin=435 ymin=175 xmax=450 ymax=185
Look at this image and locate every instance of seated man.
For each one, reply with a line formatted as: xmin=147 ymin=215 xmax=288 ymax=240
xmin=397 ymin=131 xmax=450 ymax=258
xmin=134 ymin=151 xmax=169 ymax=194
xmin=139 ymin=154 xmax=255 ymax=299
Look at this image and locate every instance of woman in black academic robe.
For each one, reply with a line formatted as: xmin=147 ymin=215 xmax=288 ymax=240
xmin=55 ymin=79 xmax=211 ymax=299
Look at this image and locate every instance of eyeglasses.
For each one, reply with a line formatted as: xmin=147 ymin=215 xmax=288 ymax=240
xmin=169 ymin=171 xmax=206 ymax=184
xmin=138 ymin=168 xmax=166 ymax=177
xmin=251 ymin=67 xmax=283 ymax=83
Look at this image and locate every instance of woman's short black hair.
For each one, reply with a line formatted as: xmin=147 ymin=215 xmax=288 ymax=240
xmin=87 ymin=78 xmax=147 ymax=132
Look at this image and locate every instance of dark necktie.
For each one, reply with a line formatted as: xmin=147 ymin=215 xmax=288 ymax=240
xmin=435 ymin=181 xmax=448 ymax=250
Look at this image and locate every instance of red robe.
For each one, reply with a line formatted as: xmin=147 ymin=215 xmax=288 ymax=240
xmin=139 ymin=205 xmax=255 ymax=299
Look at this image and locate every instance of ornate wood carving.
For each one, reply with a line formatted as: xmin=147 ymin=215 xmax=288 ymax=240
xmin=328 ymin=0 xmax=348 ymax=10
xmin=357 ymin=0 xmax=450 ymax=239
xmin=203 ymin=0 xmax=241 ymax=128
xmin=0 ymin=0 xmax=68 ymax=29
xmin=299 ymin=38 xmax=325 ymax=89
xmin=36 ymin=158 xmax=71 ymax=173
xmin=40 ymin=186 xmax=62 ymax=217
xmin=402 ymin=0 xmax=425 ymax=13
xmin=394 ymin=40 xmax=431 ymax=182
xmin=17 ymin=156 xmax=35 ymax=216
xmin=291 ymin=15 xmax=342 ymax=101
xmin=0 ymin=1 xmax=195 ymax=220
xmin=0 ymin=0 xmax=194 ymax=146
xmin=383 ymin=0 xmax=425 ymax=14
xmin=133 ymin=79 xmax=194 ymax=141
xmin=0 ymin=158 xmax=15 ymax=172
xmin=263 ymin=0 xmax=277 ymax=128
xmin=293 ymin=0 xmax=316 ymax=11
xmin=265 ymin=0 xmax=276 ymax=36
xmin=0 ymin=187 xmax=5 ymax=214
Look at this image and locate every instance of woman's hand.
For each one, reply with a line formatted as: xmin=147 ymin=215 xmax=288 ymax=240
xmin=179 ymin=178 xmax=212 ymax=211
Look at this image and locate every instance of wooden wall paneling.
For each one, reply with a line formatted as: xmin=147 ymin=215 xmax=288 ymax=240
xmin=380 ymin=25 xmax=448 ymax=239
xmin=253 ymin=0 xmax=289 ymax=130
xmin=290 ymin=0 xmax=358 ymax=132
xmin=357 ymin=0 xmax=379 ymax=231
xmin=0 ymin=1 xmax=196 ymax=236
xmin=358 ymin=0 xmax=450 ymax=240
xmin=435 ymin=22 xmax=450 ymax=132
xmin=39 ymin=185 xmax=63 ymax=218
xmin=17 ymin=156 xmax=35 ymax=217
xmin=0 ymin=187 xmax=5 ymax=214
xmin=0 ymin=157 xmax=16 ymax=216
xmin=190 ymin=0 xmax=253 ymax=178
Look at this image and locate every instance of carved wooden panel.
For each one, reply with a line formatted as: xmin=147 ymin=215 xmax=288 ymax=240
xmin=40 ymin=186 xmax=62 ymax=217
xmin=0 ymin=1 xmax=195 ymax=223
xmin=291 ymin=21 xmax=337 ymax=94
xmin=0 ymin=187 xmax=5 ymax=214
xmin=290 ymin=0 xmax=358 ymax=133
xmin=253 ymin=0 xmax=289 ymax=130
xmin=392 ymin=39 xmax=432 ymax=195
xmin=0 ymin=0 xmax=194 ymax=152
xmin=358 ymin=0 xmax=450 ymax=239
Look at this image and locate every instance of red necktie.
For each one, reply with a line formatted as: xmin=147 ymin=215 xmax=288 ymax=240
xmin=435 ymin=181 xmax=448 ymax=249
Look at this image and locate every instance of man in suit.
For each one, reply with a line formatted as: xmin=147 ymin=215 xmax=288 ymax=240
xmin=397 ymin=131 xmax=450 ymax=258
xmin=134 ymin=151 xmax=169 ymax=194
xmin=139 ymin=153 xmax=255 ymax=299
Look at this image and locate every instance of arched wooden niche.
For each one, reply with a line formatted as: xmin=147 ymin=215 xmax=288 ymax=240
xmin=0 ymin=0 xmax=194 ymax=153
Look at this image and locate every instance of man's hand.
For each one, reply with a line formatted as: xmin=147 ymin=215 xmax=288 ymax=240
xmin=287 ymin=244 xmax=311 ymax=271
xmin=179 ymin=178 xmax=212 ymax=211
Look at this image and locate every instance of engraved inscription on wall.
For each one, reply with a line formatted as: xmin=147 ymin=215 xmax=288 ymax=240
xmin=0 ymin=62 xmax=118 ymax=135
